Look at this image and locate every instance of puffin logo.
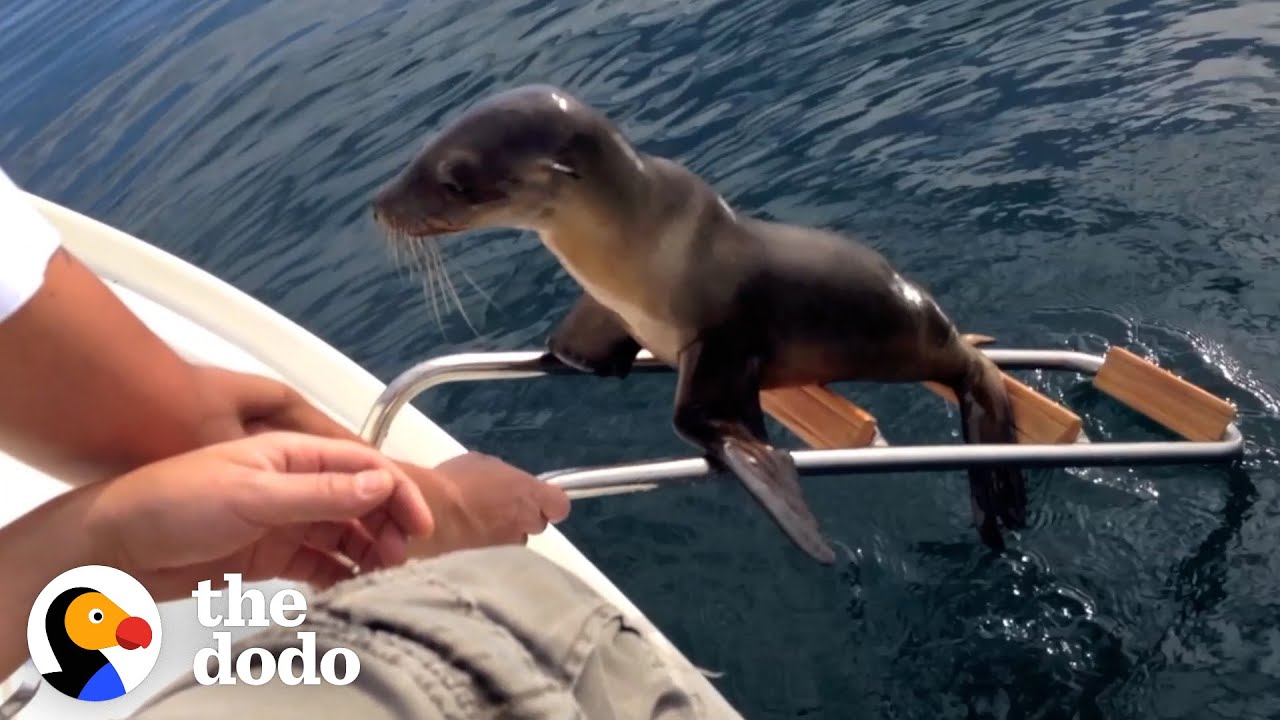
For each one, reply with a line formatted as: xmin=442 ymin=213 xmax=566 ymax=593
xmin=26 ymin=565 xmax=162 ymax=703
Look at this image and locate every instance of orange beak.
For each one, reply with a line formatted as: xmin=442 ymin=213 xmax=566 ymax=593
xmin=115 ymin=616 xmax=151 ymax=650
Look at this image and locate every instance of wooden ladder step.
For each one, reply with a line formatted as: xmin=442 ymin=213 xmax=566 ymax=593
xmin=761 ymin=370 xmax=1085 ymax=450
xmin=760 ymin=385 xmax=879 ymax=449
xmin=1092 ymin=346 xmax=1236 ymax=442
xmin=755 ymin=345 xmax=1232 ymax=453
xmin=923 ymin=373 xmax=1084 ymax=445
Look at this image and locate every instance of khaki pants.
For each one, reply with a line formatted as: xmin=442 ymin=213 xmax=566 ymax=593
xmin=132 ymin=546 xmax=711 ymax=719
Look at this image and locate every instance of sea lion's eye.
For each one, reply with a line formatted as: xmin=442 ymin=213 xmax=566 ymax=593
xmin=439 ymin=159 xmax=477 ymax=198
xmin=88 ymin=609 xmax=104 ymax=624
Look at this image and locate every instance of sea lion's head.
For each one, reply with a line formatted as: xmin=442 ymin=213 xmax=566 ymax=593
xmin=371 ymin=84 xmax=639 ymax=239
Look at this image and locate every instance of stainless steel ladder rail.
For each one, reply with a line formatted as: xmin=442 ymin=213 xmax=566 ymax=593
xmin=0 ymin=347 xmax=1246 ymax=720
xmin=358 ymin=348 xmax=1245 ymax=496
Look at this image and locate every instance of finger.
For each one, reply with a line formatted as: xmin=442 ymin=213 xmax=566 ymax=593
xmin=346 ymin=510 xmax=390 ymax=570
xmin=235 ymin=467 xmax=399 ymax=526
xmin=251 ymin=431 xmax=406 ymax=476
xmin=243 ymin=418 xmax=276 ymax=436
xmin=382 ymin=471 xmax=436 ymax=543
xmin=278 ymin=545 xmax=359 ymax=590
xmin=524 ymin=505 xmax=549 ymax=537
xmin=515 ymin=487 xmax=559 ymax=538
xmin=536 ymin=483 xmax=571 ymax=524
xmin=248 ymin=432 xmax=436 ymax=537
xmin=217 ymin=370 xmax=333 ymax=435
xmin=505 ymin=502 xmax=537 ymax=544
xmin=298 ymin=513 xmax=405 ymax=573
xmin=217 ymin=368 xmax=295 ymax=416
xmin=373 ymin=520 xmax=409 ymax=568
xmin=353 ymin=508 xmax=389 ymax=569
xmin=304 ymin=520 xmax=376 ymax=567
xmin=433 ymin=451 xmax=562 ymax=537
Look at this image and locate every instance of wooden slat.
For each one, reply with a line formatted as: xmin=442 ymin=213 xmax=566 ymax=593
xmin=757 ymin=331 xmax=1084 ymax=449
xmin=760 ymin=385 xmax=879 ymax=449
xmin=922 ymin=375 xmax=1083 ymax=444
xmin=1092 ymin=345 xmax=1236 ymax=442
xmin=754 ymin=340 xmax=1233 ymax=450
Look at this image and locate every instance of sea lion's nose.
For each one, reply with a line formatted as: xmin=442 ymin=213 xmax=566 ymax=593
xmin=370 ymin=178 xmax=410 ymax=225
xmin=370 ymin=192 xmax=395 ymax=226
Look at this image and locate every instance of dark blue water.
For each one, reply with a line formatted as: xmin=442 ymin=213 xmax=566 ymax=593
xmin=4 ymin=0 xmax=1280 ymax=716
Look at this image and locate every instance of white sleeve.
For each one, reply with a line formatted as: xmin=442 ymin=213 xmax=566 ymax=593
xmin=0 ymin=166 xmax=61 ymax=323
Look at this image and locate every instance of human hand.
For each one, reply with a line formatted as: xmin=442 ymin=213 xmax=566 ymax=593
xmin=191 ymin=365 xmax=340 ymax=441
xmin=191 ymin=365 xmax=572 ymax=555
xmin=404 ymin=452 xmax=571 ymax=557
xmin=83 ymin=431 xmax=435 ymax=601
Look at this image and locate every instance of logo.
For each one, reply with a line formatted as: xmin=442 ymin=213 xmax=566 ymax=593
xmin=192 ymin=573 xmax=360 ymax=686
xmin=27 ymin=565 xmax=162 ymax=702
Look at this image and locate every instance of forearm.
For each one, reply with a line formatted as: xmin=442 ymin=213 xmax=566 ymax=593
xmin=0 ymin=486 xmax=106 ymax=679
xmin=0 ymin=249 xmax=247 ymax=485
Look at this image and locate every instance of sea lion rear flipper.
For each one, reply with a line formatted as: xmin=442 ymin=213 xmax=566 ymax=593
xmin=546 ymin=293 xmax=642 ymax=378
xmin=952 ymin=354 xmax=1028 ymax=550
xmin=671 ymin=337 xmax=837 ymax=565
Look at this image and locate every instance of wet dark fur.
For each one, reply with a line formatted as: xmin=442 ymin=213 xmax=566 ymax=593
xmin=371 ymin=84 xmax=1028 ymax=563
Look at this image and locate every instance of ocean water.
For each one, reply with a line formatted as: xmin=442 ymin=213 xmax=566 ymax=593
xmin=3 ymin=0 xmax=1280 ymax=716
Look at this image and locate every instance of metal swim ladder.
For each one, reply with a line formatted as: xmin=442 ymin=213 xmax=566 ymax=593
xmin=359 ymin=346 xmax=1244 ymax=497
xmin=0 ymin=345 xmax=1244 ymax=720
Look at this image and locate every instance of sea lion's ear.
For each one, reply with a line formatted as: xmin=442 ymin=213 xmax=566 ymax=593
xmin=547 ymin=131 xmax=598 ymax=180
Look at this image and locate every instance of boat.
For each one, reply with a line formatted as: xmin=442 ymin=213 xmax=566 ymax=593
xmin=0 ymin=193 xmax=747 ymax=719
xmin=1 ymin=192 xmax=1247 ymax=719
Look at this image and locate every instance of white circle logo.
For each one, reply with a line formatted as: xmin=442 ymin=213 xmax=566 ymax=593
xmin=26 ymin=565 xmax=162 ymax=702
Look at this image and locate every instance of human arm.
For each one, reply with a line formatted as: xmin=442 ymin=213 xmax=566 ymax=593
xmin=0 ymin=244 xmax=252 ymax=484
xmin=0 ymin=169 xmax=568 ymax=552
xmin=0 ymin=166 xmax=269 ymax=483
xmin=0 ymin=481 xmax=104 ymax=681
xmin=0 ymin=431 xmax=434 ymax=679
xmin=0 ymin=245 xmax=568 ymax=546
xmin=0 ymin=167 xmax=369 ymax=483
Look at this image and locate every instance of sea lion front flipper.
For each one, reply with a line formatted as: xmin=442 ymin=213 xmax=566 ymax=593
xmin=546 ymin=293 xmax=642 ymax=378
xmin=671 ymin=337 xmax=837 ymax=565
xmin=718 ymin=434 xmax=837 ymax=565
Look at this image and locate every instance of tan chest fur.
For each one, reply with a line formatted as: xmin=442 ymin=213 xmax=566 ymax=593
xmin=539 ymin=222 xmax=693 ymax=364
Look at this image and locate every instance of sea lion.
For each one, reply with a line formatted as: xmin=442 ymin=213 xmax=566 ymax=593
xmin=370 ymin=84 xmax=1027 ymax=564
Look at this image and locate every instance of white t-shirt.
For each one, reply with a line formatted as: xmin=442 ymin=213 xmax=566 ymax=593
xmin=0 ymin=166 xmax=61 ymax=323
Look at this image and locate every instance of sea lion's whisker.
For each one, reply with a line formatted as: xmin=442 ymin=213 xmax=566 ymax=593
xmin=429 ymin=241 xmax=479 ymax=337
xmin=374 ymin=222 xmax=457 ymax=338
xmin=388 ymin=230 xmax=411 ymax=280
xmin=455 ymin=264 xmax=496 ymax=310
xmin=412 ymin=237 xmax=446 ymax=336
xmin=381 ymin=221 xmax=490 ymax=339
